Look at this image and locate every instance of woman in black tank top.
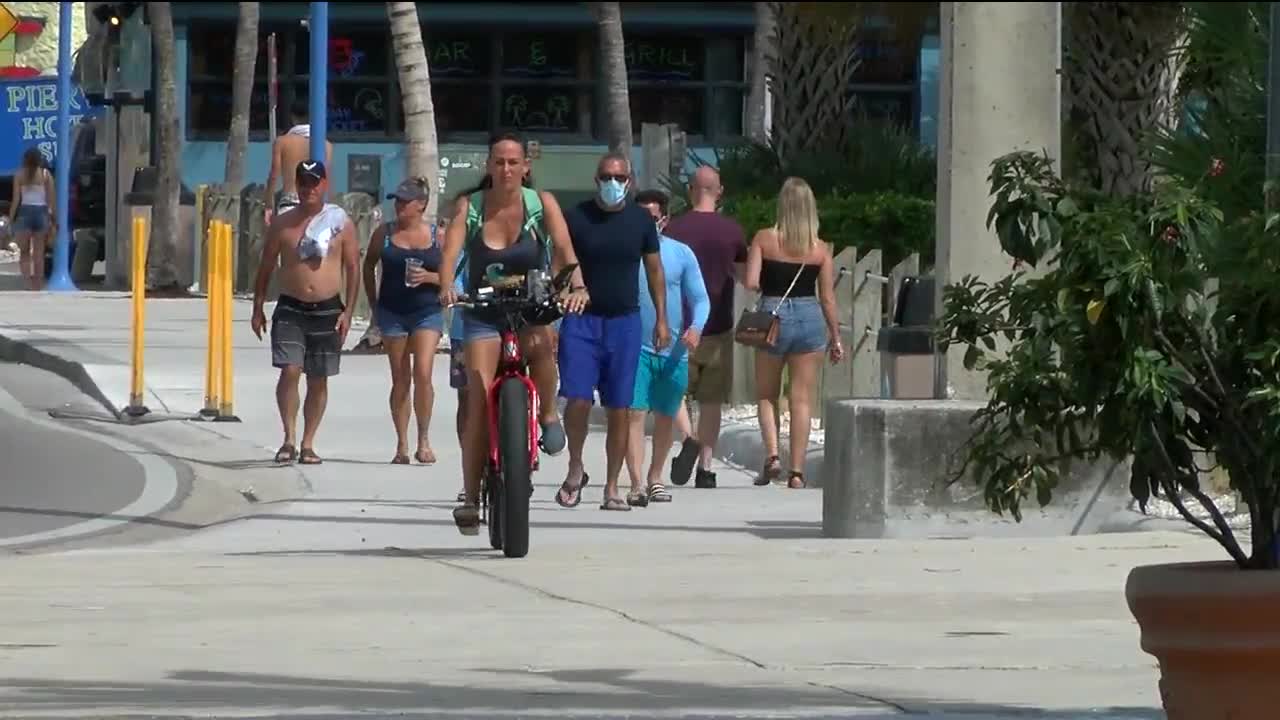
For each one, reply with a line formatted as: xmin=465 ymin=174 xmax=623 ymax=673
xmin=436 ymin=132 xmax=589 ymax=533
xmin=743 ymin=177 xmax=845 ymax=490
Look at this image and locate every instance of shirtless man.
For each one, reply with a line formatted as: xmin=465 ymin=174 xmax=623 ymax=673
xmin=251 ymin=160 xmax=360 ymax=465
xmin=263 ymin=99 xmax=334 ymax=224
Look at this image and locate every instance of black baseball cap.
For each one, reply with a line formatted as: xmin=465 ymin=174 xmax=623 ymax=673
xmin=388 ymin=178 xmax=429 ymax=203
xmin=296 ymin=159 xmax=327 ymax=183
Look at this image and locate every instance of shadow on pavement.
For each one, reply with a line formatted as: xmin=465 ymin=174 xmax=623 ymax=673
xmin=0 ymin=668 xmax=1164 ymax=718
xmin=0 ymin=501 xmax=822 ymax=542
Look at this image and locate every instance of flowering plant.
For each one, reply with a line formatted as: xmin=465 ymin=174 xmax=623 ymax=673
xmin=938 ymin=149 xmax=1280 ymax=569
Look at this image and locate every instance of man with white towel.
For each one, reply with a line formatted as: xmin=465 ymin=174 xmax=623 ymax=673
xmin=251 ymin=160 xmax=360 ymax=466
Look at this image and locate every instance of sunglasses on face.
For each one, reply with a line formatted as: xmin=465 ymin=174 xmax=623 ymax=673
xmin=597 ymin=173 xmax=628 ymax=183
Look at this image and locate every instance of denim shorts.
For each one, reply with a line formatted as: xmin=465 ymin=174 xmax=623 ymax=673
xmin=757 ymin=296 xmax=829 ymax=356
xmin=375 ymin=304 xmax=444 ymax=338
xmin=461 ymin=309 xmax=556 ymax=342
xmin=15 ymin=205 xmax=48 ymax=233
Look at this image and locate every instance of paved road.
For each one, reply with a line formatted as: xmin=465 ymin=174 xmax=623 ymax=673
xmin=0 ymin=362 xmax=147 ymax=542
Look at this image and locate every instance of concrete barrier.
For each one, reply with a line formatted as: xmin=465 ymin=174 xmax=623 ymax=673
xmin=820 ymin=398 xmax=1132 ymax=539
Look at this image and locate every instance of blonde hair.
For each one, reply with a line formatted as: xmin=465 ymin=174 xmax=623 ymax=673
xmin=774 ymin=177 xmax=819 ymax=257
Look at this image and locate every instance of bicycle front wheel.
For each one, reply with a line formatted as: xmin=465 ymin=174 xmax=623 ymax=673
xmin=497 ymin=377 xmax=532 ymax=558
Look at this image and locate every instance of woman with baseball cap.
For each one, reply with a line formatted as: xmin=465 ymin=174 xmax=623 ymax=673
xmin=361 ymin=177 xmax=447 ymax=465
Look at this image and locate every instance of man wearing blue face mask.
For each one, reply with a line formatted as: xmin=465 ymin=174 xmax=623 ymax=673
xmin=555 ymin=153 xmax=670 ymax=512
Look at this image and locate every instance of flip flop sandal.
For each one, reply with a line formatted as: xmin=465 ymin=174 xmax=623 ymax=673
xmin=756 ymin=455 xmax=781 ymax=486
xmin=452 ymin=504 xmax=481 ymax=536
xmin=457 ymin=490 xmax=467 ymax=502
xmin=600 ymin=496 xmax=631 ymax=511
xmin=627 ymin=491 xmax=649 ymax=508
xmin=299 ymin=448 xmax=323 ymax=465
xmin=647 ymin=484 xmax=672 ymax=503
xmin=391 ymin=453 xmax=410 ymax=465
xmin=274 ymin=444 xmax=297 ymax=464
xmin=415 ymin=448 xmax=437 ymax=465
xmin=555 ymin=472 xmax=590 ymax=509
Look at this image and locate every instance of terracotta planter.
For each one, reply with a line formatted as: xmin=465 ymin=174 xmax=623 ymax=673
xmin=1126 ymin=561 xmax=1280 ymax=719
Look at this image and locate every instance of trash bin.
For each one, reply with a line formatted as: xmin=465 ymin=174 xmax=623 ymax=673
xmin=877 ymin=275 xmax=936 ymax=399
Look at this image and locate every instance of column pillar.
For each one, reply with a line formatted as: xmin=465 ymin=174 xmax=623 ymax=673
xmin=933 ymin=2 xmax=1062 ymax=400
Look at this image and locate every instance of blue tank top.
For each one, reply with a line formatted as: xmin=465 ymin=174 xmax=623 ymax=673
xmin=378 ymin=222 xmax=443 ymax=314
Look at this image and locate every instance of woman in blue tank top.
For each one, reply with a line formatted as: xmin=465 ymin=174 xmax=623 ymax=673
xmin=361 ymin=177 xmax=446 ymax=465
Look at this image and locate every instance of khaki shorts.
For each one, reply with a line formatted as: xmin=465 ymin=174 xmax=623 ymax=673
xmin=687 ymin=331 xmax=733 ymax=404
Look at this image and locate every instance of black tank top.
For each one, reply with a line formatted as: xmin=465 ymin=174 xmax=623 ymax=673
xmin=759 ymin=258 xmax=820 ymax=298
xmin=465 ymin=197 xmax=543 ymax=294
xmin=377 ymin=222 xmax=442 ymax=314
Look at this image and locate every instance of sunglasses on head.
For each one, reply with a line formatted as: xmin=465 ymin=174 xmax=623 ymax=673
xmin=597 ymin=173 xmax=628 ymax=183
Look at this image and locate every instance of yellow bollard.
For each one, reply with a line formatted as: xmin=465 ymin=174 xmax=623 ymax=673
xmin=125 ymin=214 xmax=150 ymax=418
xmin=214 ymin=221 xmax=240 ymax=423
xmin=201 ymin=221 xmax=221 ymax=418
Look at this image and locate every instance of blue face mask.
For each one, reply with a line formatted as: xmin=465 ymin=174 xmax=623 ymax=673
xmin=598 ymin=179 xmax=628 ymax=207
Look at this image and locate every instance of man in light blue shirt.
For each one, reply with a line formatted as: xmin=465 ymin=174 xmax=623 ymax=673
xmin=625 ymin=190 xmax=710 ymax=505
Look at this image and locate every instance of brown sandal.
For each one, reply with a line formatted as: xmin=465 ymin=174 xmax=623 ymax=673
xmin=274 ymin=444 xmax=297 ymax=464
xmin=756 ymin=455 xmax=781 ymax=486
xmin=453 ymin=503 xmax=480 ymax=535
xmin=787 ymin=471 xmax=807 ymax=489
xmin=299 ymin=448 xmax=323 ymax=465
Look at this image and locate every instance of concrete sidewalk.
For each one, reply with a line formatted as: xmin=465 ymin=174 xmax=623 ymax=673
xmin=0 ymin=287 xmax=822 ymax=554
xmin=0 ymin=284 xmax=1212 ymax=718
xmin=0 ymin=531 xmax=1212 ymax=718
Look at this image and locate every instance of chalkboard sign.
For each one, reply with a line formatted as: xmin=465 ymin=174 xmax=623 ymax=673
xmin=433 ymin=85 xmax=493 ymax=134
xmin=348 ymin=154 xmax=382 ymax=197
xmin=425 ymin=34 xmax=489 ymax=79
xmin=501 ymin=86 xmax=579 ymax=132
xmin=502 ymin=33 xmax=578 ymax=79
xmin=624 ymin=35 xmax=704 ymax=82
xmin=329 ymin=83 xmax=389 ymax=133
xmin=188 ymin=82 xmax=273 ymax=134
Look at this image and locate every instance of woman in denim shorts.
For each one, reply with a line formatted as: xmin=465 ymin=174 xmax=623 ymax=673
xmin=743 ymin=177 xmax=846 ymax=489
xmin=361 ymin=177 xmax=446 ymax=465
xmin=8 ymin=148 xmax=54 ymax=291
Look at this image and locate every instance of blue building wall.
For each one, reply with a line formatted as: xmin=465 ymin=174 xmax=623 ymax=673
xmin=174 ymin=3 xmax=938 ymax=205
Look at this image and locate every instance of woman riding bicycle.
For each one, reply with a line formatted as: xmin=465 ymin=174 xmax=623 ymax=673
xmin=439 ymin=131 xmax=589 ymax=534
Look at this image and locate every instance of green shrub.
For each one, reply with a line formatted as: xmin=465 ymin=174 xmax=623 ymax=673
xmin=716 ymin=116 xmax=937 ymax=199
xmin=722 ymin=191 xmax=935 ymax=270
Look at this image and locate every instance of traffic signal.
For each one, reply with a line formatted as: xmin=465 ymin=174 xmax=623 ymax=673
xmin=92 ymin=2 xmax=142 ymax=44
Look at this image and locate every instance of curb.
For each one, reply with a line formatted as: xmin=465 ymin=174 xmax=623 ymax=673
xmin=0 ymin=327 xmax=122 ymax=419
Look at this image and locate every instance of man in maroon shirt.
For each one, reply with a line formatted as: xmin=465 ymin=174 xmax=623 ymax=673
xmin=662 ymin=167 xmax=747 ymax=489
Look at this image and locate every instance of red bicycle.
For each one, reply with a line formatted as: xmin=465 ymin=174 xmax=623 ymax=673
xmin=453 ymin=265 xmax=576 ymax=558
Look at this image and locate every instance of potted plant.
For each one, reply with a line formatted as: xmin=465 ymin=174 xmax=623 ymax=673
xmin=937 ymin=138 xmax=1280 ymax=715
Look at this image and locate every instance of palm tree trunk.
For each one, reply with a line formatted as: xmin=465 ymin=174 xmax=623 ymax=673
xmin=745 ymin=2 xmax=776 ymax=145
xmin=592 ymin=2 xmax=632 ymax=165
xmin=225 ymin=2 xmax=259 ymax=188
xmin=148 ymin=1 xmax=182 ymax=291
xmin=1065 ymin=2 xmax=1187 ymax=196
xmin=387 ymin=1 xmax=439 ymax=221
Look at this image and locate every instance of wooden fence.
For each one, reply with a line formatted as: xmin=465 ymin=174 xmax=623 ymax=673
xmin=192 ymin=184 xmax=383 ymax=320
xmin=727 ymin=250 xmax=926 ymax=420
